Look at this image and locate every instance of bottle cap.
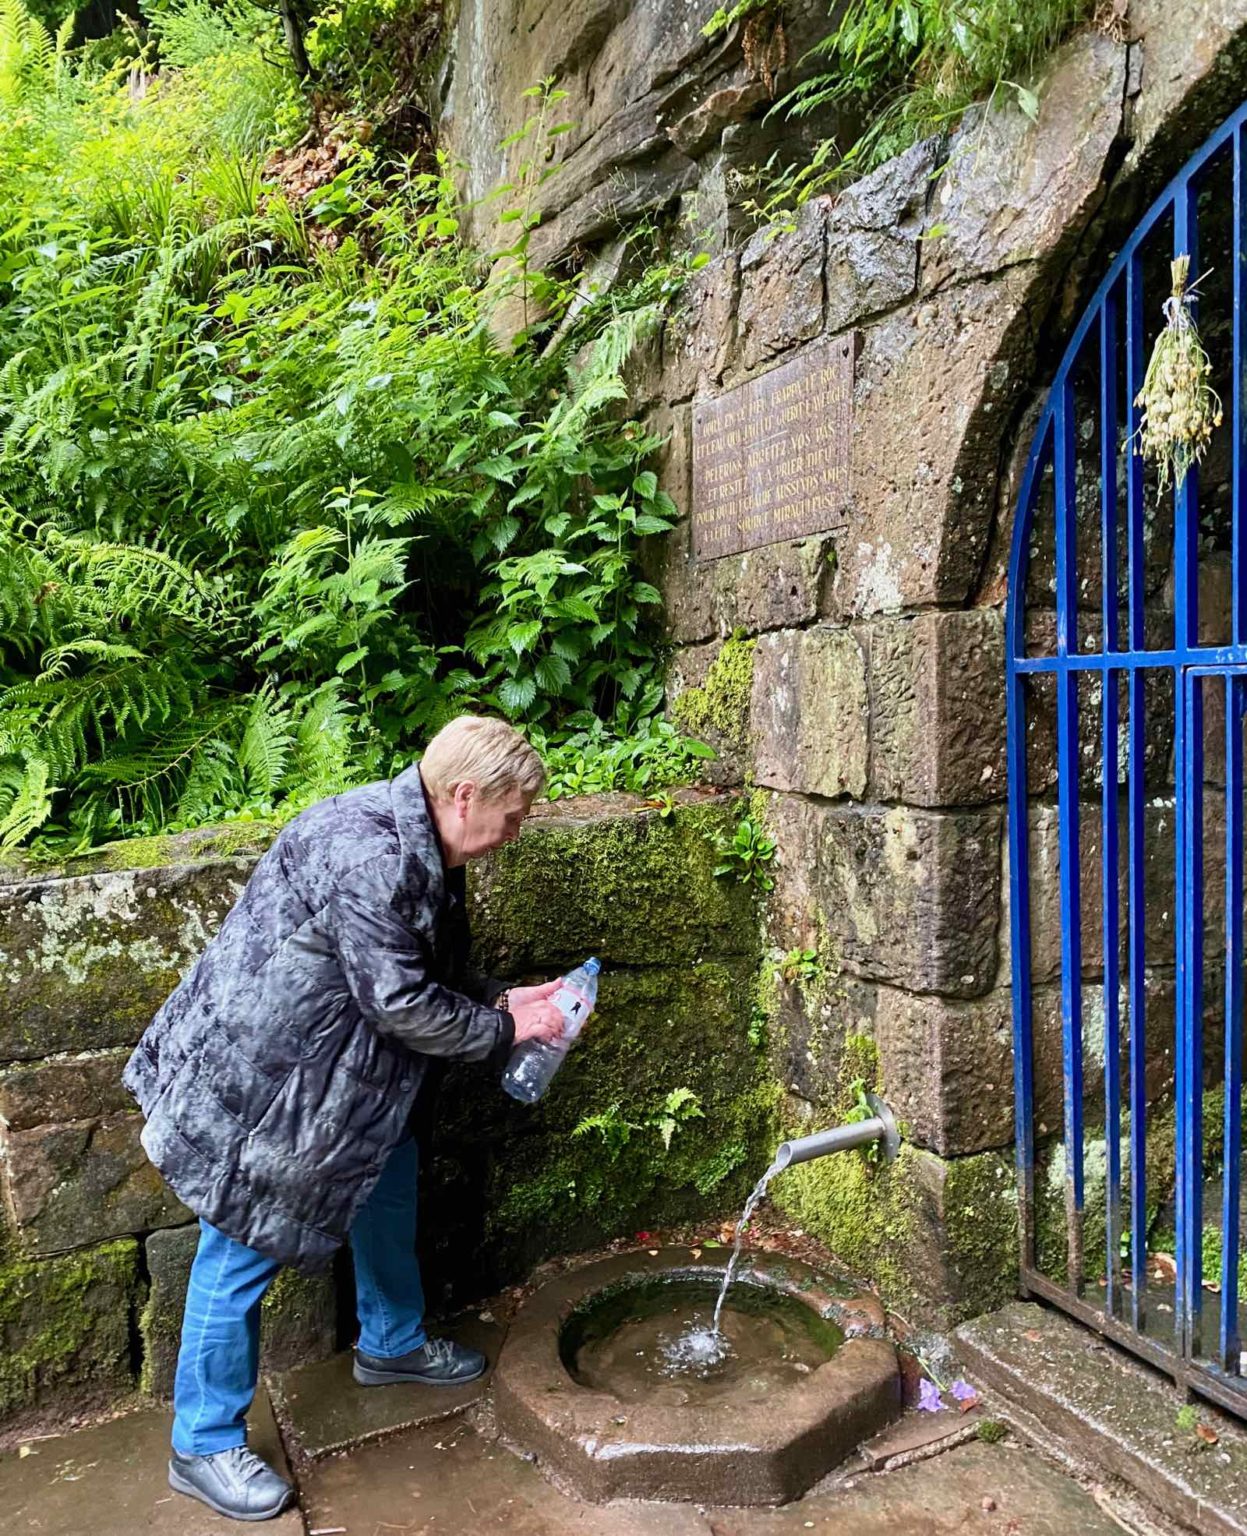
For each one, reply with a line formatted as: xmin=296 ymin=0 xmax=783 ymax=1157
xmin=584 ymin=956 xmax=601 ymax=975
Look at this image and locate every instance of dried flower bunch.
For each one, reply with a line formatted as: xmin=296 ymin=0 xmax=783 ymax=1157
xmin=1134 ymin=255 xmax=1224 ymax=491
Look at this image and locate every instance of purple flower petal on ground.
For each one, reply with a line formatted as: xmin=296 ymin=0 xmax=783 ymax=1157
xmin=917 ymin=1378 xmax=944 ymax=1412
xmin=949 ymin=1378 xmax=976 ymax=1401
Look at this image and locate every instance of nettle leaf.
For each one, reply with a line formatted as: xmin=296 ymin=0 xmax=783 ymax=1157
xmin=498 ymin=675 xmax=538 ymax=713
xmin=534 ymin=653 xmax=572 ymax=692
xmin=633 ymin=514 xmax=673 ymax=535
xmin=507 ymin=620 xmax=543 ymax=656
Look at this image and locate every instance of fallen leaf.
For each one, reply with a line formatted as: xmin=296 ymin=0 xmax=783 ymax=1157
xmin=1195 ymin=1423 xmax=1219 ymax=1445
xmin=958 ymin=1394 xmax=980 ymax=1413
xmin=18 ymin=1445 xmax=33 ymax=1459
xmin=690 ymin=1248 xmax=702 ymax=1260
xmin=1023 ymin=1329 xmax=1043 ymax=1342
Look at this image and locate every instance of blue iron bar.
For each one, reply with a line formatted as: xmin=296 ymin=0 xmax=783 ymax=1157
xmin=1175 ymin=667 xmax=1190 ymax=1353
xmin=1101 ymin=298 xmax=1124 ymax=1315
xmin=1125 ymin=251 xmax=1148 ymax=1333
xmin=1221 ymin=673 xmax=1244 ymax=1373
xmin=1127 ymin=253 xmax=1146 ymax=657
xmin=1178 ymin=669 xmax=1206 ymax=1358
xmin=1175 ymin=183 xmax=1204 ymax=1361
xmin=1128 ymin=665 xmax=1148 ymax=1330
xmin=1005 ymin=423 xmax=1052 ymax=1281
xmin=1008 ymin=668 xmax=1038 ymax=1274
xmin=1054 ymin=378 xmax=1086 ymax=1290
xmin=1174 ymin=184 xmax=1200 ymax=654
xmin=1235 ymin=128 xmax=1246 ymax=646
xmin=1015 ymin=647 xmax=1247 ymax=673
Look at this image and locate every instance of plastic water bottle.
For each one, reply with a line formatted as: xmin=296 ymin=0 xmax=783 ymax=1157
xmin=501 ymin=957 xmax=601 ymax=1103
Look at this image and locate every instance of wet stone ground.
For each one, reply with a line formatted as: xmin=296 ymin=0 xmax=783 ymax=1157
xmin=0 ymin=1333 xmax=1144 ymax=1536
xmin=0 ymin=1380 xmax=1133 ymax=1536
xmin=0 ymin=1234 xmax=1187 ymax=1536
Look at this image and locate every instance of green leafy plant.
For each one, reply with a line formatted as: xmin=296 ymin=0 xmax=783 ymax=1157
xmin=842 ymin=1076 xmax=882 ymax=1163
xmin=779 ymin=947 xmax=820 ymax=985
xmin=0 ymin=1 xmax=711 ymax=850
xmin=573 ymin=1087 xmax=705 ymax=1157
xmin=712 ymin=812 xmax=777 ymax=889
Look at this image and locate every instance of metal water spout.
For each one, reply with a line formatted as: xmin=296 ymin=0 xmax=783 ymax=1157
xmin=774 ymin=1092 xmax=901 ymax=1170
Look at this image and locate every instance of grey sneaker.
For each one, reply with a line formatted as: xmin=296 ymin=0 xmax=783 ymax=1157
xmin=353 ymin=1336 xmax=487 ymax=1387
xmin=168 ymin=1445 xmax=294 ymax=1522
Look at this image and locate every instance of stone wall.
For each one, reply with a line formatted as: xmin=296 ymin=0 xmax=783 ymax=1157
xmin=431 ymin=0 xmax=1247 ymax=1324
xmin=0 ymin=792 xmax=765 ymax=1434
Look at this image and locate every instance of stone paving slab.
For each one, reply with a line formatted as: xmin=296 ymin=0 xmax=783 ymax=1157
xmin=957 ymin=1301 xmax=1247 ymax=1536
xmin=298 ymin=1413 xmax=1126 ymax=1536
xmin=269 ymin=1314 xmax=504 ymax=1460
xmin=0 ymin=1388 xmax=300 ymax=1536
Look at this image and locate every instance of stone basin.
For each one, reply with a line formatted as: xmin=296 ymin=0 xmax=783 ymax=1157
xmin=491 ymin=1246 xmax=901 ymax=1505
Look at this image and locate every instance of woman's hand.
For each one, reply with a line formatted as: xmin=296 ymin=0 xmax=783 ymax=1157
xmin=508 ymin=977 xmax=564 ymax=1045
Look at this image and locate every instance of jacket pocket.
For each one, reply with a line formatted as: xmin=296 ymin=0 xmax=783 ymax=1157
xmin=200 ymin=1042 xmax=290 ymax=1130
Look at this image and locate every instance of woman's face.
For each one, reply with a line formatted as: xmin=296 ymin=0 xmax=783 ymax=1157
xmin=453 ymin=783 xmax=533 ymax=861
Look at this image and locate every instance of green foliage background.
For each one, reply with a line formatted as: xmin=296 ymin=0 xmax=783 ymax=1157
xmin=0 ymin=0 xmax=711 ymax=851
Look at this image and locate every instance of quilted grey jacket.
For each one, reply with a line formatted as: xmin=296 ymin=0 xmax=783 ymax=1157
xmin=123 ymin=765 xmax=514 ymax=1271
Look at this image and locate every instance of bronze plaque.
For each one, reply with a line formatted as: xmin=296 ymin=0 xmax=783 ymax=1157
xmin=691 ymin=334 xmax=854 ymax=562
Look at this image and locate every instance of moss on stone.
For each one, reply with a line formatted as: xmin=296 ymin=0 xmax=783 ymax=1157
xmin=770 ymin=1140 xmax=1017 ymax=1327
xmin=772 ymin=1142 xmax=925 ymax=1306
xmin=470 ymin=796 xmax=759 ymax=971
xmin=4 ymin=822 xmax=275 ymax=884
xmin=0 ymin=1239 xmax=139 ymax=1423
xmin=671 ymin=631 xmax=757 ymax=752
xmin=941 ymin=1149 xmax=1018 ymax=1317
xmin=423 ymin=956 xmax=778 ymax=1300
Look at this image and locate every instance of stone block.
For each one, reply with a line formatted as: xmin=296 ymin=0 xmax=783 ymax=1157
xmin=770 ymin=973 xmax=878 ymax=1113
xmin=0 ymin=1238 xmax=139 ymax=1426
xmin=750 ymin=626 xmax=868 ymax=799
xmin=816 ymin=806 xmax=1002 ymax=998
xmin=667 ymin=634 xmax=755 ymax=785
xmin=140 ymin=1225 xmax=338 ymax=1398
xmin=865 ymin=609 xmax=1005 ymax=806
xmin=875 ymin=984 xmax=1092 ymax=1159
xmin=736 ymin=201 xmax=826 ymax=372
xmin=830 ymin=269 xmax=1036 ymax=620
xmin=659 ymin=252 xmax=739 ymax=403
xmin=468 ymin=791 xmax=757 ymax=973
xmin=875 ymin=987 xmax=1014 ymax=1157
xmin=921 ymin=33 xmax=1125 ymax=290
xmin=0 ymin=1049 xmax=131 ymax=1131
xmin=824 ymin=138 xmax=935 ymax=334
xmin=0 ymin=861 xmax=251 ymax=1061
xmin=652 ymin=529 xmax=836 ymax=647
xmin=2 ymin=1112 xmax=189 ymax=1257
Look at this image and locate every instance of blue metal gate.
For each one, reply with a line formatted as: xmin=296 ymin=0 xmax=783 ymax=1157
xmin=1007 ymin=100 xmax=1247 ymax=1414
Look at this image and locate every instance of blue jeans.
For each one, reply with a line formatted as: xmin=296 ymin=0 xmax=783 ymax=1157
xmin=171 ymin=1135 xmax=427 ymax=1455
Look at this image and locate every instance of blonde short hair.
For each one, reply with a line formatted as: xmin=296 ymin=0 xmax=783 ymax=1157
xmin=420 ymin=715 xmax=546 ymax=802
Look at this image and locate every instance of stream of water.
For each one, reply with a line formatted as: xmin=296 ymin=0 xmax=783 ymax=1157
xmin=665 ymin=1158 xmax=785 ymax=1370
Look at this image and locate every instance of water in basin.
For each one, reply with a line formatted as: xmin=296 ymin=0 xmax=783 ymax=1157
xmin=562 ymin=1277 xmax=843 ymax=1408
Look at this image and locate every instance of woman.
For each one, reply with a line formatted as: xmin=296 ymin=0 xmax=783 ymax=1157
xmin=124 ymin=715 xmax=566 ymax=1522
